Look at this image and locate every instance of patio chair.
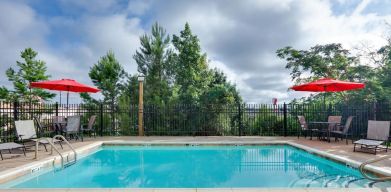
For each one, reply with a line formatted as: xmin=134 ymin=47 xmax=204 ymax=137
xmin=81 ymin=115 xmax=96 ymax=140
xmin=331 ymin=116 xmax=354 ymax=144
xmin=327 ymin=116 xmax=342 ymax=131
xmin=319 ymin=116 xmax=342 ymax=141
xmin=15 ymin=120 xmax=63 ymax=152
xmin=62 ymin=116 xmax=82 ymax=141
xmin=353 ymin=120 xmax=390 ymax=154
xmin=0 ymin=137 xmax=26 ymax=160
xmin=0 ymin=143 xmax=26 ymax=160
xmin=52 ymin=116 xmax=66 ymax=134
xmin=34 ymin=116 xmax=55 ymax=137
xmin=297 ymin=116 xmax=318 ymax=139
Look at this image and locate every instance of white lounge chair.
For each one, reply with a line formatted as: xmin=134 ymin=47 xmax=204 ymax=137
xmin=15 ymin=120 xmax=63 ymax=152
xmin=353 ymin=120 xmax=390 ymax=154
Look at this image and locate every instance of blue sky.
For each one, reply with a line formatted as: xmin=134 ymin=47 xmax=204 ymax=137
xmin=0 ymin=0 xmax=390 ymax=103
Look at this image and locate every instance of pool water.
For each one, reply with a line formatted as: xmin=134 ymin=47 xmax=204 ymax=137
xmin=4 ymin=145 xmax=391 ymax=188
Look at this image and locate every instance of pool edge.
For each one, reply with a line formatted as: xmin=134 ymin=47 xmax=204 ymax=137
xmin=0 ymin=140 xmax=390 ymax=187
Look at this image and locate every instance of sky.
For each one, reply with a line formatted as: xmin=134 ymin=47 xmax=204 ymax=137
xmin=0 ymin=0 xmax=391 ymax=104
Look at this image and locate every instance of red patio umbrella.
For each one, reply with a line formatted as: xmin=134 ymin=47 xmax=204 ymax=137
xmin=290 ymin=78 xmax=365 ymax=104
xmin=30 ymin=79 xmax=100 ymax=106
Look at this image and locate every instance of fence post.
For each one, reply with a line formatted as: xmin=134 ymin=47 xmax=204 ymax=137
xmin=283 ymin=102 xmax=287 ymax=137
xmin=373 ymin=101 xmax=377 ymax=120
xmin=100 ymin=102 xmax=103 ymax=136
xmin=238 ymin=103 xmax=242 ymax=136
xmin=13 ymin=101 xmax=19 ymax=121
xmin=55 ymin=102 xmax=59 ymax=116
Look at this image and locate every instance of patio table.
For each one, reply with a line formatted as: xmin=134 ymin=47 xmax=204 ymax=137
xmin=54 ymin=121 xmax=67 ymax=135
xmin=308 ymin=121 xmax=340 ymax=142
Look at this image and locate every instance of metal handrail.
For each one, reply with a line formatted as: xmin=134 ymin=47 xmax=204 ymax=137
xmin=52 ymin=135 xmax=77 ymax=164
xmin=34 ymin=135 xmax=77 ymax=170
xmin=34 ymin=138 xmax=64 ymax=169
xmin=359 ymin=154 xmax=391 ymax=181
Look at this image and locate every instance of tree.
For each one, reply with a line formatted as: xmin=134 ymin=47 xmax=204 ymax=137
xmin=376 ymin=38 xmax=391 ymax=102
xmin=119 ymin=74 xmax=139 ymax=106
xmin=276 ymin=44 xmax=359 ymax=84
xmin=276 ymin=43 xmax=375 ymax=103
xmin=0 ymin=87 xmax=10 ymax=100
xmin=79 ymin=92 xmax=100 ymax=105
xmin=2 ymin=48 xmax=55 ymax=102
xmin=172 ymin=23 xmax=211 ymax=104
xmin=133 ymin=22 xmax=173 ymax=105
xmin=87 ymin=51 xmax=125 ymax=135
xmin=200 ymin=69 xmax=241 ymax=105
xmin=88 ymin=51 xmax=125 ymax=106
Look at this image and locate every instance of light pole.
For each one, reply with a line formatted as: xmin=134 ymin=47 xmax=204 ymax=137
xmin=138 ymin=75 xmax=145 ymax=136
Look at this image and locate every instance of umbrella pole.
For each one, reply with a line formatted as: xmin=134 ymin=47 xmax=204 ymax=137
xmin=59 ymin=91 xmax=62 ymax=105
xmin=67 ymin=91 xmax=69 ymax=110
xmin=323 ymin=85 xmax=326 ymax=107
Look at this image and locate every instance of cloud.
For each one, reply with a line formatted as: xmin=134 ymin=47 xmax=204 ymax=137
xmin=0 ymin=0 xmax=49 ymax=86
xmin=79 ymin=15 xmax=144 ymax=73
xmin=1 ymin=0 xmax=391 ymax=104
xmin=141 ymin=0 xmax=391 ymax=103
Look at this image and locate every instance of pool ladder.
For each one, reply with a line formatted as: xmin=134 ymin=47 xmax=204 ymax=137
xmin=359 ymin=154 xmax=391 ymax=181
xmin=290 ymin=173 xmax=390 ymax=188
xmin=34 ymin=135 xmax=77 ymax=170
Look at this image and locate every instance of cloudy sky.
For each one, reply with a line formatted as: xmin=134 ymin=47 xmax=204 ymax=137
xmin=0 ymin=0 xmax=391 ymax=104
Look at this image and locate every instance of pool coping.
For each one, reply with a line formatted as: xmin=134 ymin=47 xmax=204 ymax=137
xmin=0 ymin=188 xmax=388 ymax=192
xmin=0 ymin=140 xmax=390 ymax=188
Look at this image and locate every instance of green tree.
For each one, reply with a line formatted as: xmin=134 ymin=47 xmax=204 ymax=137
xmin=0 ymin=87 xmax=10 ymax=100
xmin=276 ymin=43 xmax=374 ymax=103
xmin=119 ymin=74 xmax=139 ymax=106
xmin=3 ymin=48 xmax=55 ymax=102
xmin=89 ymin=51 xmax=125 ymax=105
xmin=87 ymin=51 xmax=125 ymax=135
xmin=172 ymin=23 xmax=211 ymax=104
xmin=276 ymin=44 xmax=359 ymax=84
xmin=376 ymin=39 xmax=391 ymax=102
xmin=133 ymin=22 xmax=173 ymax=105
xmin=80 ymin=92 xmax=99 ymax=105
xmin=200 ymin=69 xmax=241 ymax=105
xmin=117 ymin=74 xmax=139 ymax=135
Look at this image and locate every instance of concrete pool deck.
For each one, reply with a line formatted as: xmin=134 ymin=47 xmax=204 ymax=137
xmin=0 ymin=136 xmax=390 ymax=191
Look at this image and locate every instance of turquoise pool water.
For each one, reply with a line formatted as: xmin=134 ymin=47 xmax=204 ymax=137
xmin=4 ymin=145 xmax=391 ymax=188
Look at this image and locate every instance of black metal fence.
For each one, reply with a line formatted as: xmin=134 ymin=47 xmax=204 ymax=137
xmin=0 ymin=101 xmax=390 ymax=141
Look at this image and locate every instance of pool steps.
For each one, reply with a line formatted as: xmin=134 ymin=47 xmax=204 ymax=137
xmin=359 ymin=153 xmax=391 ymax=181
xmin=47 ymin=135 xmax=77 ymax=171
xmin=290 ymin=173 xmax=391 ymax=188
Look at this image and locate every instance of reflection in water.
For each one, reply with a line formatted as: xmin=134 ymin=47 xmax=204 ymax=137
xmin=9 ymin=145 xmax=390 ymax=188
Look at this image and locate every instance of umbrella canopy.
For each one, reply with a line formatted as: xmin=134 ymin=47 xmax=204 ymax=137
xmin=290 ymin=78 xmax=365 ymax=92
xmin=30 ymin=79 xmax=100 ymax=93
xmin=30 ymin=79 xmax=100 ymax=106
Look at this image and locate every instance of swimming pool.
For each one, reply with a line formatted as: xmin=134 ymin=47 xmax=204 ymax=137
xmin=3 ymin=145 xmax=391 ymax=188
